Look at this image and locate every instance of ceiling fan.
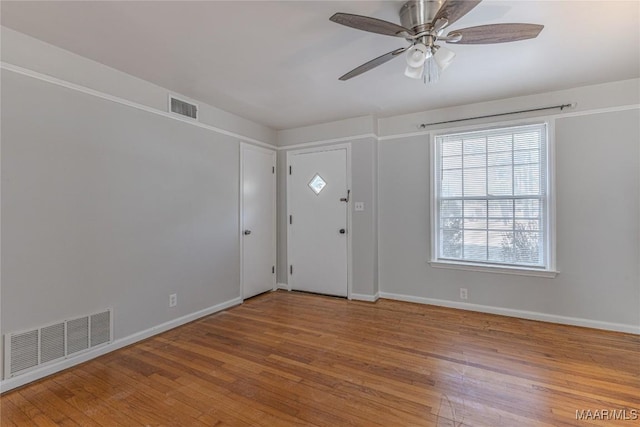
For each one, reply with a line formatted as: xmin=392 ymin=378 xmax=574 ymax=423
xmin=330 ymin=0 xmax=543 ymax=83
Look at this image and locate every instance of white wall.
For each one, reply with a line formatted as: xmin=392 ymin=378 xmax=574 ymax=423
xmin=0 ymin=29 xmax=276 ymax=389
xmin=1 ymin=27 xmax=277 ymax=146
xmin=378 ymin=100 xmax=640 ymax=332
xmin=378 ymin=79 xmax=640 ymax=137
xmin=351 ymin=138 xmax=378 ymax=297
xmin=0 ymin=68 xmax=244 ymax=384
xmin=277 ymin=115 xmax=376 ymax=147
xmin=275 ymin=79 xmax=639 ymax=332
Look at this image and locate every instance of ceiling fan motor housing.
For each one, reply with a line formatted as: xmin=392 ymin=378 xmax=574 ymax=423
xmin=399 ymin=0 xmax=445 ymax=33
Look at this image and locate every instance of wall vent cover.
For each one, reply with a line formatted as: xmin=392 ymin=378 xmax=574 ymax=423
xmin=40 ymin=323 xmax=65 ymax=364
xmin=10 ymin=331 xmax=38 ymax=374
xmin=170 ymin=96 xmax=198 ymax=120
xmin=67 ymin=317 xmax=89 ymax=355
xmin=3 ymin=309 xmax=112 ymax=379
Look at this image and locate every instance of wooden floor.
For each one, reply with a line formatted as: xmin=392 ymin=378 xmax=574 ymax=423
xmin=1 ymin=291 xmax=639 ymax=426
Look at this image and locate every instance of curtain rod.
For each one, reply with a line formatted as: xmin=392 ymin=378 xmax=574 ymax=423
xmin=417 ymin=103 xmax=575 ymax=129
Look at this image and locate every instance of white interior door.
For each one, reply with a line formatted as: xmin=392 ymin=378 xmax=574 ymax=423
xmin=288 ymin=147 xmax=348 ymax=297
xmin=242 ymin=144 xmax=276 ymax=299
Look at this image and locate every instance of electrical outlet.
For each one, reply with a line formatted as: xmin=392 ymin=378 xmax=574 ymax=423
xmin=169 ymin=293 xmax=177 ymax=307
xmin=354 ymin=202 xmax=365 ymax=212
xmin=459 ymin=288 xmax=468 ymax=300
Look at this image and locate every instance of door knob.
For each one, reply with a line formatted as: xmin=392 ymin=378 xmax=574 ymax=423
xmin=339 ymin=228 xmax=346 ymax=234
xmin=244 ymin=230 xmax=252 ymax=235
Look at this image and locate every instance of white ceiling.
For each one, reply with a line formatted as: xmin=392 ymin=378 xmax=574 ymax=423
xmin=2 ymin=1 xmax=639 ymax=130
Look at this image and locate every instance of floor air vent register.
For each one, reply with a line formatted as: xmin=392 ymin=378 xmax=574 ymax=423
xmin=3 ymin=309 xmax=112 ymax=379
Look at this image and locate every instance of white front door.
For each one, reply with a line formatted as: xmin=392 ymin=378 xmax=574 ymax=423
xmin=288 ymin=147 xmax=349 ymax=297
xmin=241 ymin=144 xmax=276 ymax=299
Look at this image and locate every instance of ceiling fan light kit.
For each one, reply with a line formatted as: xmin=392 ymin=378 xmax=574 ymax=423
xmin=405 ymin=42 xmax=427 ymax=79
xmin=330 ymin=0 xmax=543 ymax=84
xmin=404 ymin=62 xmax=425 ymax=79
xmin=434 ymin=46 xmax=456 ymax=70
xmin=423 ymin=54 xmax=441 ymax=84
xmin=406 ymin=43 xmax=429 ymax=68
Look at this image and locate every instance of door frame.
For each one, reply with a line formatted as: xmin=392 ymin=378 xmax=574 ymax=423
xmin=240 ymin=142 xmax=277 ymax=302
xmin=285 ymin=143 xmax=353 ymax=299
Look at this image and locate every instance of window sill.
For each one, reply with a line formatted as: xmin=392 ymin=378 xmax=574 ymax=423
xmin=429 ymin=260 xmax=558 ymax=278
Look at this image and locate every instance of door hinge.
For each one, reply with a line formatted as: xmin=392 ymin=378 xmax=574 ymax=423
xmin=289 ymin=215 xmax=293 ymax=225
xmin=272 ymin=266 xmax=275 ymax=274
xmin=272 ymin=166 xmax=275 ymax=174
xmin=290 ymin=265 xmax=293 ymax=275
xmin=289 ymin=166 xmax=292 ymax=175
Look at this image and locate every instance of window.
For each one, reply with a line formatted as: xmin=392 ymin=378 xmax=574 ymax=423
xmin=431 ymin=122 xmax=555 ymax=274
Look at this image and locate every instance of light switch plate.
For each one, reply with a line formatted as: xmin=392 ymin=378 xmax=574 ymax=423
xmin=354 ymin=202 xmax=365 ymax=212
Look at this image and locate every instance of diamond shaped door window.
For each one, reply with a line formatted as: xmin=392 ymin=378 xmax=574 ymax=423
xmin=308 ymin=174 xmax=327 ymax=195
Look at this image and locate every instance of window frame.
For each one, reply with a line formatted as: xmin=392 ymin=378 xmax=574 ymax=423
xmin=429 ymin=119 xmax=558 ymax=278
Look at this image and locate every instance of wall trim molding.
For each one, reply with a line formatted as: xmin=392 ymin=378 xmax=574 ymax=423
xmin=274 ymin=103 xmax=639 ymax=148
xmin=6 ymin=61 xmax=636 ymax=150
xmin=0 ymin=62 xmax=276 ymax=150
xmin=350 ymin=292 xmax=380 ymax=302
xmin=377 ymin=104 xmax=640 ymax=141
xmin=378 ymin=292 xmax=640 ymax=335
xmin=277 ymin=133 xmax=377 ymax=151
xmin=554 ymin=103 xmax=640 ymax=119
xmin=272 ymin=104 xmax=639 ymax=150
xmin=0 ymin=296 xmax=242 ymax=393
xmin=276 ymin=282 xmax=290 ymax=291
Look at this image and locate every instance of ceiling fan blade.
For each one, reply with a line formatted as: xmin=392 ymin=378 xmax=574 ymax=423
xmin=330 ymin=13 xmax=414 ymax=38
xmin=433 ymin=0 xmax=482 ymax=28
xmin=432 ymin=17 xmax=449 ymax=33
xmin=446 ymin=23 xmax=544 ymax=44
xmin=338 ymin=47 xmax=408 ymax=81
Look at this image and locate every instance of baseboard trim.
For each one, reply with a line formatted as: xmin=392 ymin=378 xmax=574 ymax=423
xmin=350 ymin=292 xmax=380 ymax=302
xmin=378 ymin=292 xmax=640 ymax=335
xmin=276 ymin=283 xmax=290 ymax=291
xmin=0 ymin=296 xmax=242 ymax=393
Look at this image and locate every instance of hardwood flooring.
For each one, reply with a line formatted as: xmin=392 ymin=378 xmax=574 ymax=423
xmin=1 ymin=290 xmax=639 ymax=426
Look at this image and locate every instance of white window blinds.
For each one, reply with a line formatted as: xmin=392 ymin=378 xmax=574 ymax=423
xmin=434 ymin=123 xmax=549 ymax=268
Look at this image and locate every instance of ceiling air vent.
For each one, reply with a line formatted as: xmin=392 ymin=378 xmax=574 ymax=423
xmin=169 ymin=95 xmax=198 ymax=120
